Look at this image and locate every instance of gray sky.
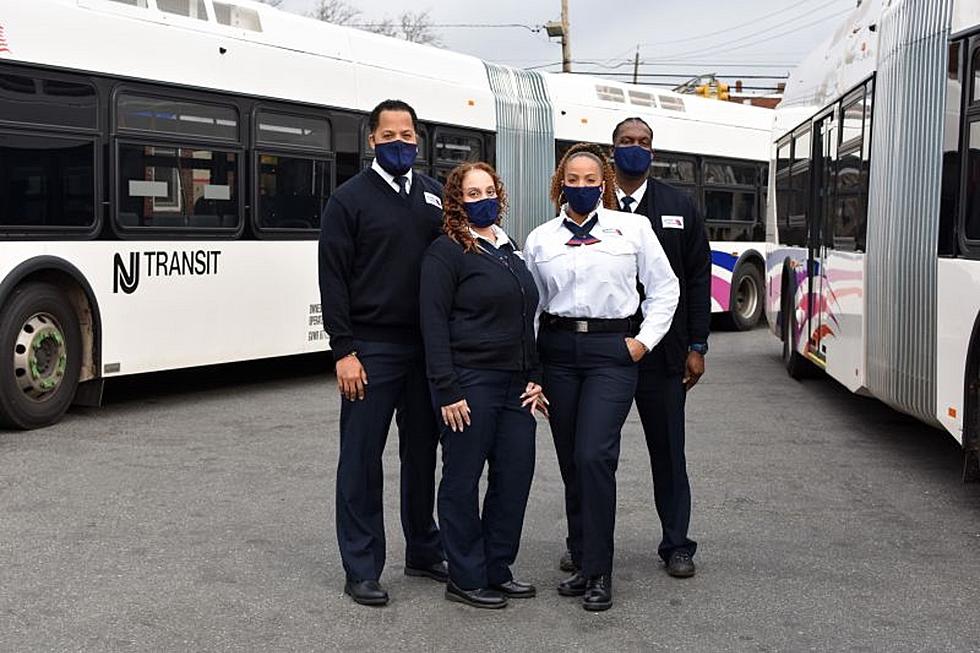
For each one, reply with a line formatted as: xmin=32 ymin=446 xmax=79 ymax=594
xmin=277 ymin=0 xmax=861 ymax=93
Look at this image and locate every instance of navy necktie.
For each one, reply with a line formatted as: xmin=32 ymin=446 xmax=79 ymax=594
xmin=395 ymin=176 xmax=409 ymax=199
xmin=620 ymin=196 xmax=635 ymax=212
xmin=563 ymin=215 xmax=601 ymax=246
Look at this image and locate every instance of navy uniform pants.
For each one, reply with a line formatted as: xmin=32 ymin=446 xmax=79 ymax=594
xmin=540 ymin=328 xmax=638 ymax=577
xmin=635 ymin=370 xmax=697 ymax=561
xmin=336 ymin=339 xmax=443 ymax=582
xmin=436 ymin=368 xmax=536 ymax=590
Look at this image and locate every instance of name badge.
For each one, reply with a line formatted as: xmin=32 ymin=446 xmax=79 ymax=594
xmin=424 ymin=192 xmax=443 ymax=209
xmin=601 ymin=228 xmax=623 ymax=236
xmin=661 ymin=215 xmax=684 ymax=229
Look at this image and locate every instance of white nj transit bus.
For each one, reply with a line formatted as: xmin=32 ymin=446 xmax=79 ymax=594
xmin=0 ymin=0 xmax=772 ymax=429
xmin=765 ymin=0 xmax=980 ymax=479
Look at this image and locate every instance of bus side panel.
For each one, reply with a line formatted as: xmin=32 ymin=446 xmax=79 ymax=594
xmin=820 ymin=251 xmax=867 ymax=394
xmin=936 ymin=258 xmax=980 ymax=443
xmin=707 ymin=242 xmax=767 ymax=314
xmin=42 ymin=242 xmax=326 ymax=378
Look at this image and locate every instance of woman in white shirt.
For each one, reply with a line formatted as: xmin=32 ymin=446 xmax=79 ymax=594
xmin=523 ymin=142 xmax=679 ymax=612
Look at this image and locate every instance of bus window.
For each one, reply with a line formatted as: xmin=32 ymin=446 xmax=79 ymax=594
xmin=214 ymin=2 xmax=263 ymax=31
xmin=834 ymin=147 xmax=865 ymax=251
xmin=117 ymin=145 xmax=239 ymax=230
xmin=973 ymin=48 xmax=980 ymax=103
xmin=651 ymin=155 xmax=696 ymax=185
xmin=108 ymin=0 xmax=148 ymax=6
xmin=256 ymin=154 xmax=329 ymax=232
xmin=702 ymin=158 xmax=758 ymax=241
xmin=777 ymin=139 xmax=791 ymax=174
xmin=940 ymin=43 xmax=963 ymax=256
xmin=703 ymin=161 xmax=756 ymax=186
xmin=256 ymin=111 xmax=330 ymax=151
xmin=965 ymin=120 xmax=980 ymax=242
xmin=0 ymin=73 xmax=97 ymax=130
xmin=117 ymin=94 xmax=239 ymax=141
xmin=157 ymin=0 xmax=207 ymax=20
xmin=0 ymin=132 xmax=96 ymax=230
xmin=434 ymin=129 xmax=482 ymax=180
xmin=841 ymin=93 xmax=865 ymax=148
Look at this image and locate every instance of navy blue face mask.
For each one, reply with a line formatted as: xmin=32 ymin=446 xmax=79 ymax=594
xmin=614 ymin=145 xmax=653 ymax=177
xmin=465 ymin=197 xmax=500 ymax=228
xmin=563 ymin=185 xmax=603 ymax=216
xmin=375 ymin=140 xmax=418 ymax=176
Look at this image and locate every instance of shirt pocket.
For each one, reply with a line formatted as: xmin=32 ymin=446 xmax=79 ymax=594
xmin=589 ymin=236 xmax=635 ymax=258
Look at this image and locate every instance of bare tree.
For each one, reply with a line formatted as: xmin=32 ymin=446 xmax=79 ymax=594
xmin=256 ymin=0 xmax=284 ymax=7
xmin=397 ymin=10 xmax=441 ymax=45
xmin=308 ymin=0 xmax=361 ymax=25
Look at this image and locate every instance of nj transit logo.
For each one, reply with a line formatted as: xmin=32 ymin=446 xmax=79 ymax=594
xmin=113 ymin=252 xmax=140 ymax=294
xmin=113 ymin=250 xmax=222 ymax=294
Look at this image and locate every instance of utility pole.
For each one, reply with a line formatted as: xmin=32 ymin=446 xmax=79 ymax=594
xmin=560 ymin=0 xmax=571 ymax=72
xmin=632 ymin=46 xmax=640 ymax=85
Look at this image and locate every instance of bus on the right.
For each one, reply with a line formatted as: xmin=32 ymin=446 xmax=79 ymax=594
xmin=765 ymin=0 xmax=980 ymax=479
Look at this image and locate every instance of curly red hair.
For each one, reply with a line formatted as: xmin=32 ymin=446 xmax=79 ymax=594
xmin=442 ymin=161 xmax=509 ymax=253
xmin=549 ymin=142 xmax=618 ymax=213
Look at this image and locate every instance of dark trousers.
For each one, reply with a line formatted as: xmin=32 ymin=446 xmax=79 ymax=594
xmin=635 ymin=370 xmax=697 ymax=561
xmin=540 ymin=328 xmax=638 ymax=577
xmin=436 ymin=368 xmax=536 ymax=590
xmin=336 ymin=339 xmax=442 ymax=582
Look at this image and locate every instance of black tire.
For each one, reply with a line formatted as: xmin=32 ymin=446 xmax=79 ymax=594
xmin=0 ymin=281 xmax=82 ymax=430
xmin=781 ymin=285 xmax=815 ymax=380
xmin=720 ymin=262 xmax=765 ymax=331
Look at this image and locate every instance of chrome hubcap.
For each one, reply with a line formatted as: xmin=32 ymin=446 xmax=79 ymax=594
xmin=735 ymin=274 xmax=760 ymax=320
xmin=13 ymin=312 xmax=67 ymax=401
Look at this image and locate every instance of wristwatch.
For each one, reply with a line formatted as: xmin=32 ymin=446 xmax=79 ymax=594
xmin=689 ymin=343 xmax=708 ymax=355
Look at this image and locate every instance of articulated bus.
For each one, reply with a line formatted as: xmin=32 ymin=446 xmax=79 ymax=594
xmin=765 ymin=0 xmax=980 ymax=478
xmin=0 ymin=0 xmax=771 ymax=429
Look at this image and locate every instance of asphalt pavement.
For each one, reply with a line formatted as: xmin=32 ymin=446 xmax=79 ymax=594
xmin=2 ymin=327 xmax=980 ymax=652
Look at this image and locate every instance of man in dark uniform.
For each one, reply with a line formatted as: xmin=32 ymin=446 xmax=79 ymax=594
xmin=319 ymin=99 xmax=447 ymax=606
xmin=558 ymin=116 xmax=711 ymax=578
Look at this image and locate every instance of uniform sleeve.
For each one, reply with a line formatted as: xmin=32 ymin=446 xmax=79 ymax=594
xmin=522 ymin=231 xmax=547 ymax=337
xmin=318 ymin=196 xmax=357 ymax=361
xmin=634 ymin=221 xmax=680 ymax=352
xmin=683 ymin=199 xmax=712 ymax=346
xmin=419 ymin=248 xmax=464 ymax=407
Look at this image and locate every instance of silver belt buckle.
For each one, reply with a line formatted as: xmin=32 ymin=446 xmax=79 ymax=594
xmin=573 ymin=320 xmax=589 ymax=333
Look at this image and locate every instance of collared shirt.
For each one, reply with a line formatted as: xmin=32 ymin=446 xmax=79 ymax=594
xmin=469 ymin=225 xmax=510 ymax=249
xmin=523 ymin=205 xmax=679 ymax=351
xmin=615 ymin=180 xmax=647 ymax=213
xmin=371 ymin=158 xmax=413 ymax=194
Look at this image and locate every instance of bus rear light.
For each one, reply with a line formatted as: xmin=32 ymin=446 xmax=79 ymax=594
xmin=949 ymin=407 xmax=957 ymax=418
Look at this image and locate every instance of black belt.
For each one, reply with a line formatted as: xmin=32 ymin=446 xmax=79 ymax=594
xmin=542 ymin=313 xmax=634 ymax=334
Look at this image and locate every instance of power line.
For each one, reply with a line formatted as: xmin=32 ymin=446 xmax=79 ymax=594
xmin=657 ymin=7 xmax=853 ymax=60
xmin=636 ymin=0 xmax=843 ymax=48
xmin=348 ymin=22 xmax=544 ymax=33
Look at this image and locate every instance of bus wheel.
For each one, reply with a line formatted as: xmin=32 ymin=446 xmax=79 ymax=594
xmin=781 ymin=289 xmax=813 ymax=380
xmin=725 ymin=263 xmax=765 ymax=331
xmin=0 ymin=282 xmax=82 ymax=430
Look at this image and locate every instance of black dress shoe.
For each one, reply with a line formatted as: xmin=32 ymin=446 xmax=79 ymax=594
xmin=405 ymin=561 xmax=449 ymax=583
xmin=445 ymin=581 xmax=507 ymax=609
xmin=344 ymin=579 xmax=389 ymax=606
xmin=666 ymin=551 xmax=696 ymax=578
xmin=582 ymin=574 xmax=612 ymax=612
xmin=489 ymin=579 xmax=536 ymax=599
xmin=557 ymin=571 xmax=588 ymax=597
xmin=559 ymin=548 xmax=578 ymax=573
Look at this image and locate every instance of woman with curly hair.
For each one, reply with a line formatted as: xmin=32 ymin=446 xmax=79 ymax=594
xmin=523 ymin=142 xmax=679 ymax=612
xmin=419 ymin=161 xmax=546 ymax=609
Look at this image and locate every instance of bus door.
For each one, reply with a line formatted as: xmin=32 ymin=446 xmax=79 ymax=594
xmin=808 ymin=110 xmax=838 ymax=362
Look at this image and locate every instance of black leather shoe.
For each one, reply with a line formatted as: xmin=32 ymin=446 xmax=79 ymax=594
xmin=344 ymin=579 xmax=389 ymax=606
xmin=445 ymin=581 xmax=507 ymax=609
xmin=557 ymin=571 xmax=588 ymax=597
xmin=666 ymin=551 xmax=696 ymax=578
xmin=405 ymin=561 xmax=449 ymax=583
xmin=559 ymin=548 xmax=577 ymax=573
xmin=582 ymin=574 xmax=612 ymax=612
xmin=490 ymin=579 xmax=536 ymax=599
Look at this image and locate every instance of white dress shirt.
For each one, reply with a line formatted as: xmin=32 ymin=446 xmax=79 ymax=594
xmin=523 ymin=205 xmax=679 ymax=352
xmin=371 ymin=158 xmax=413 ymax=194
xmin=469 ymin=225 xmax=510 ymax=249
xmin=615 ymin=180 xmax=647 ymax=213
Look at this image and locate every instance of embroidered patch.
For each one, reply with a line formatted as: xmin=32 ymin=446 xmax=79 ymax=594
xmin=661 ymin=215 xmax=684 ymax=229
xmin=424 ymin=192 xmax=443 ymax=208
